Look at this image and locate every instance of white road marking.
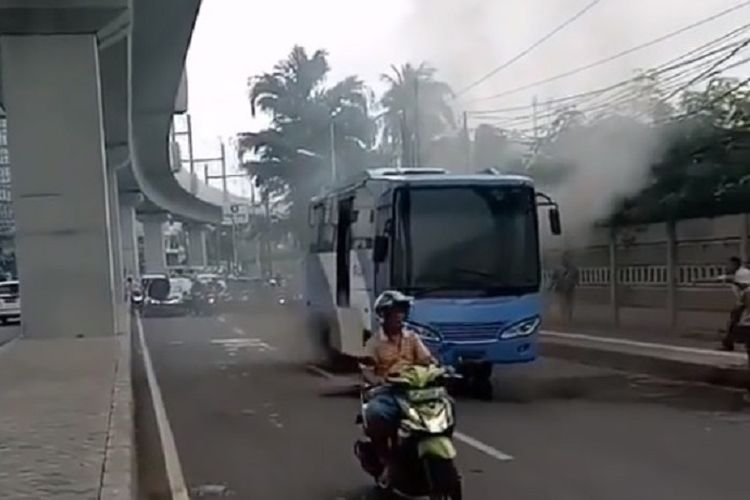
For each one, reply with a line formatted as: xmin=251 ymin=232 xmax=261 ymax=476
xmin=233 ymin=326 xmax=246 ymax=336
xmin=210 ymin=338 xmax=277 ymax=353
xmin=454 ymin=432 xmax=514 ymax=462
xmin=217 ymin=316 xmax=226 ymax=323
xmin=136 ymin=317 xmax=190 ymax=500
xmin=307 ymin=364 xmax=514 ymax=462
xmin=305 ymin=364 xmax=335 ymax=379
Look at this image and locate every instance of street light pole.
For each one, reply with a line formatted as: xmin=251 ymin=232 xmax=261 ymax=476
xmin=329 ymin=119 xmax=337 ymax=184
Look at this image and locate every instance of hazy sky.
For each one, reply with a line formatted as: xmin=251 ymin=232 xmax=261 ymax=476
xmin=185 ymin=0 xmax=749 ymax=188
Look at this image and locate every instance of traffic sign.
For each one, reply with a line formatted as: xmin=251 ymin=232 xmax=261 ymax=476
xmin=222 ymin=203 xmax=250 ymax=225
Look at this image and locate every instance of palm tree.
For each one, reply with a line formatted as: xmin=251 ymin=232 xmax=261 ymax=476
xmin=379 ymin=63 xmax=456 ymax=167
xmin=237 ymin=46 xmax=375 ymax=237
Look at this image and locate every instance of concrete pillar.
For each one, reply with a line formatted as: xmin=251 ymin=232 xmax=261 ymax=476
xmin=0 ymin=34 xmax=117 ymax=338
xmin=186 ymin=224 xmax=208 ymax=268
xmin=120 ymin=193 xmax=143 ymax=280
xmin=142 ymin=214 xmax=167 ymax=273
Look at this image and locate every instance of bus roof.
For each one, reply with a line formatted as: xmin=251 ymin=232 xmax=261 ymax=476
xmin=311 ymin=168 xmax=534 ymax=203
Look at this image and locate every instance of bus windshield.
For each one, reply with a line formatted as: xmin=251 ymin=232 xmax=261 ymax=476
xmin=392 ymin=184 xmax=540 ymax=297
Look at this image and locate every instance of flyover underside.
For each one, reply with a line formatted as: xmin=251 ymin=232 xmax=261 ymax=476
xmin=0 ymin=0 xmax=224 ymax=339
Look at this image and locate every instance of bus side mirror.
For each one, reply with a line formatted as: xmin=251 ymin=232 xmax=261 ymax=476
xmin=373 ymin=236 xmax=389 ymax=263
xmin=549 ymin=208 xmax=562 ymax=235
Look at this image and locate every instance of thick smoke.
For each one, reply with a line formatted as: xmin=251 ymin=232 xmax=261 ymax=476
xmin=540 ymin=117 xmax=664 ymax=246
xmin=398 ymin=0 xmax=676 ymax=245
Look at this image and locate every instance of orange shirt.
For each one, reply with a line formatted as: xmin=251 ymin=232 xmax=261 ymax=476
xmin=366 ymin=329 xmax=434 ymax=377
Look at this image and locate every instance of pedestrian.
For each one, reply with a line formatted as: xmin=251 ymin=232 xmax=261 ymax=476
xmin=551 ymin=252 xmax=579 ymax=324
xmin=704 ymin=257 xmax=750 ymax=351
xmin=728 ymin=273 xmax=750 ymax=393
xmin=125 ymin=276 xmax=134 ymax=302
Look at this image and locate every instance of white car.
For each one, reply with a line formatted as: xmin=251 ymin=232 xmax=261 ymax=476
xmin=0 ymin=280 xmax=20 ymax=324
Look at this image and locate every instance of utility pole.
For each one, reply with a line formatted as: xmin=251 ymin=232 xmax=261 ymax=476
xmin=414 ymin=78 xmax=421 ymax=168
xmin=329 ymin=119 xmax=337 ymax=184
xmin=532 ymin=95 xmax=539 ymax=142
xmin=399 ymin=110 xmax=410 ymax=168
xmin=220 ymin=142 xmax=228 ymax=204
xmin=462 ymin=111 xmax=471 ymax=172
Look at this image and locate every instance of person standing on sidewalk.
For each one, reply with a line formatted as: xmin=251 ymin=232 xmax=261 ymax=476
xmin=551 ymin=253 xmax=579 ymax=324
xmin=704 ymin=257 xmax=750 ymax=351
xmin=728 ymin=274 xmax=750 ymax=392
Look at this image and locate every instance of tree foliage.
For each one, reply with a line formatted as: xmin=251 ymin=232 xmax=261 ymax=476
xmin=237 ymin=46 xmax=376 ymax=236
xmin=379 ymin=63 xmax=455 ymax=167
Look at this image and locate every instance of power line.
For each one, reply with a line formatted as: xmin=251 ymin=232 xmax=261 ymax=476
xmin=466 ymin=0 xmax=750 ymax=103
xmin=468 ymin=33 xmax=750 ymax=122
xmin=454 ymin=0 xmax=604 ymax=98
xmin=472 ymin=54 xmax=750 ymax=133
xmin=663 ymin=36 xmax=750 ymax=100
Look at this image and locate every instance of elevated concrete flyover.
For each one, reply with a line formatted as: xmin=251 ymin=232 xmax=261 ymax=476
xmin=0 ymin=1 xmax=235 ymax=498
xmin=0 ymin=0 xmax=224 ymax=339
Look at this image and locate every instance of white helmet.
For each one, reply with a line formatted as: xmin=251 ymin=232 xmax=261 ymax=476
xmin=373 ymin=290 xmax=413 ymax=319
xmin=735 ymin=268 xmax=750 ymax=286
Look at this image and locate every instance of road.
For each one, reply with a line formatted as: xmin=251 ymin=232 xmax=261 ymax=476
xmin=142 ymin=306 xmax=750 ymax=500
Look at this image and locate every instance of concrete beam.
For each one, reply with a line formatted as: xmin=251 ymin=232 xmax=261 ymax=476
xmin=140 ymin=213 xmax=167 ymax=274
xmin=0 ymin=0 xmax=128 ymax=35
xmin=129 ymin=0 xmax=222 ymax=225
xmin=186 ymin=223 xmax=207 ymax=268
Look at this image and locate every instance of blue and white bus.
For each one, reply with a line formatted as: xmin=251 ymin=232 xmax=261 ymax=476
xmin=305 ymin=167 xmax=561 ymax=381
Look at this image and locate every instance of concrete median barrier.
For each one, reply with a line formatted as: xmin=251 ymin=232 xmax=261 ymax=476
xmin=540 ymin=330 xmax=749 ymax=389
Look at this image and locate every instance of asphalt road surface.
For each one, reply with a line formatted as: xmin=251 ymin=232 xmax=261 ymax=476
xmin=143 ymin=306 xmax=750 ymax=500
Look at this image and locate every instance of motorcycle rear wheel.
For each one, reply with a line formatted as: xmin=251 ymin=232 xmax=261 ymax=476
xmin=425 ymin=457 xmax=462 ymax=500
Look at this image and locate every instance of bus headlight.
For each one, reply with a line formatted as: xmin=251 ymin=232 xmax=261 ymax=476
xmin=500 ymin=317 xmax=540 ymax=340
xmin=405 ymin=322 xmax=441 ymax=341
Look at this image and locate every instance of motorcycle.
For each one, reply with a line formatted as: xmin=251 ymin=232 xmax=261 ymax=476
xmin=131 ymin=289 xmax=144 ymax=312
xmin=354 ymin=364 xmax=463 ymax=500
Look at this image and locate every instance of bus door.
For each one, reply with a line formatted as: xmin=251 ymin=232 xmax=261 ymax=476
xmin=373 ymin=201 xmax=392 ymax=323
xmin=335 ymin=197 xmax=353 ymax=307
xmin=334 ymin=196 xmax=365 ymax=355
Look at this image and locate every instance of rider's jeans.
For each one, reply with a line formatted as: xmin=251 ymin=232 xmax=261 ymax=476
xmin=364 ymin=386 xmax=400 ymax=442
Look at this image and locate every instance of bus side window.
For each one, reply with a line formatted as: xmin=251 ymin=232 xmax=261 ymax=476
xmin=311 ymin=204 xmax=334 ymax=253
xmin=374 ymin=205 xmax=391 ymax=293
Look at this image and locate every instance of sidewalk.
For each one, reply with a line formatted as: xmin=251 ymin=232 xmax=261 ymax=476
xmin=540 ymin=322 xmax=749 ymax=389
xmin=0 ymin=333 xmax=133 ymax=500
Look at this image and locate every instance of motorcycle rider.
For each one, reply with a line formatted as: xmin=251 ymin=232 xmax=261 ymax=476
xmin=361 ymin=290 xmax=435 ymax=478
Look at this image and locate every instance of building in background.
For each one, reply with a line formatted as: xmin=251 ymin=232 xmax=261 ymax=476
xmin=0 ymin=115 xmax=16 ymax=278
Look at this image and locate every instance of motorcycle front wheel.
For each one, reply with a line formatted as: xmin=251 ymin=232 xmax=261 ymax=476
xmin=424 ymin=457 xmax=462 ymax=500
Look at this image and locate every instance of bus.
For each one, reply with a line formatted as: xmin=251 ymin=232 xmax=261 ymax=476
xmin=305 ymin=167 xmax=561 ymax=383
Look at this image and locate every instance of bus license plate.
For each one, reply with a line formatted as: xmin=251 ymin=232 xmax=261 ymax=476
xmin=459 ymin=351 xmax=484 ymax=361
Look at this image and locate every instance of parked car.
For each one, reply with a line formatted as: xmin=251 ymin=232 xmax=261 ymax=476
xmin=0 ymin=280 xmax=20 ymax=324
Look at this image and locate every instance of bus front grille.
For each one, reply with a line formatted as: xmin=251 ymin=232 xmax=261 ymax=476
xmin=432 ymin=322 xmax=505 ymax=342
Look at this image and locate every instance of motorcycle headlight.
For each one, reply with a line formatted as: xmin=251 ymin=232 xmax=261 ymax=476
xmin=404 ymin=321 xmax=441 ymax=341
xmin=499 ymin=316 xmax=541 ymax=340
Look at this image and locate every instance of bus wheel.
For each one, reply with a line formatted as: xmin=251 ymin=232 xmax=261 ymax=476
xmin=462 ymin=363 xmax=493 ymax=400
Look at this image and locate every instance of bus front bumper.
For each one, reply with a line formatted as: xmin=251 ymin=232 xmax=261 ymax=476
xmin=425 ymin=335 xmax=538 ymax=366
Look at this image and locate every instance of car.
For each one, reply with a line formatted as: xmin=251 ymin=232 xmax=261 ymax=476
xmin=0 ymin=280 xmax=20 ymax=324
xmin=143 ymin=276 xmax=193 ymax=316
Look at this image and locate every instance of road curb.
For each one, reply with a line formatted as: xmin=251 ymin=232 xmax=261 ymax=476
xmin=540 ymin=331 xmax=749 ymax=389
xmin=100 ymin=328 xmax=135 ymax=500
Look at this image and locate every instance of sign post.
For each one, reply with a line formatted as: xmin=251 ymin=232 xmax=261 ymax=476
xmin=222 ymin=204 xmax=250 ymax=273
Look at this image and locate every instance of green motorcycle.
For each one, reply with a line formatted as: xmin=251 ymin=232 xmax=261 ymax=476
xmin=355 ymin=365 xmax=463 ymax=500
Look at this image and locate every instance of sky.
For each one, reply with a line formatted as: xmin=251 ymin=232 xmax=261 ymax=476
xmin=184 ymin=0 xmax=750 ymax=193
